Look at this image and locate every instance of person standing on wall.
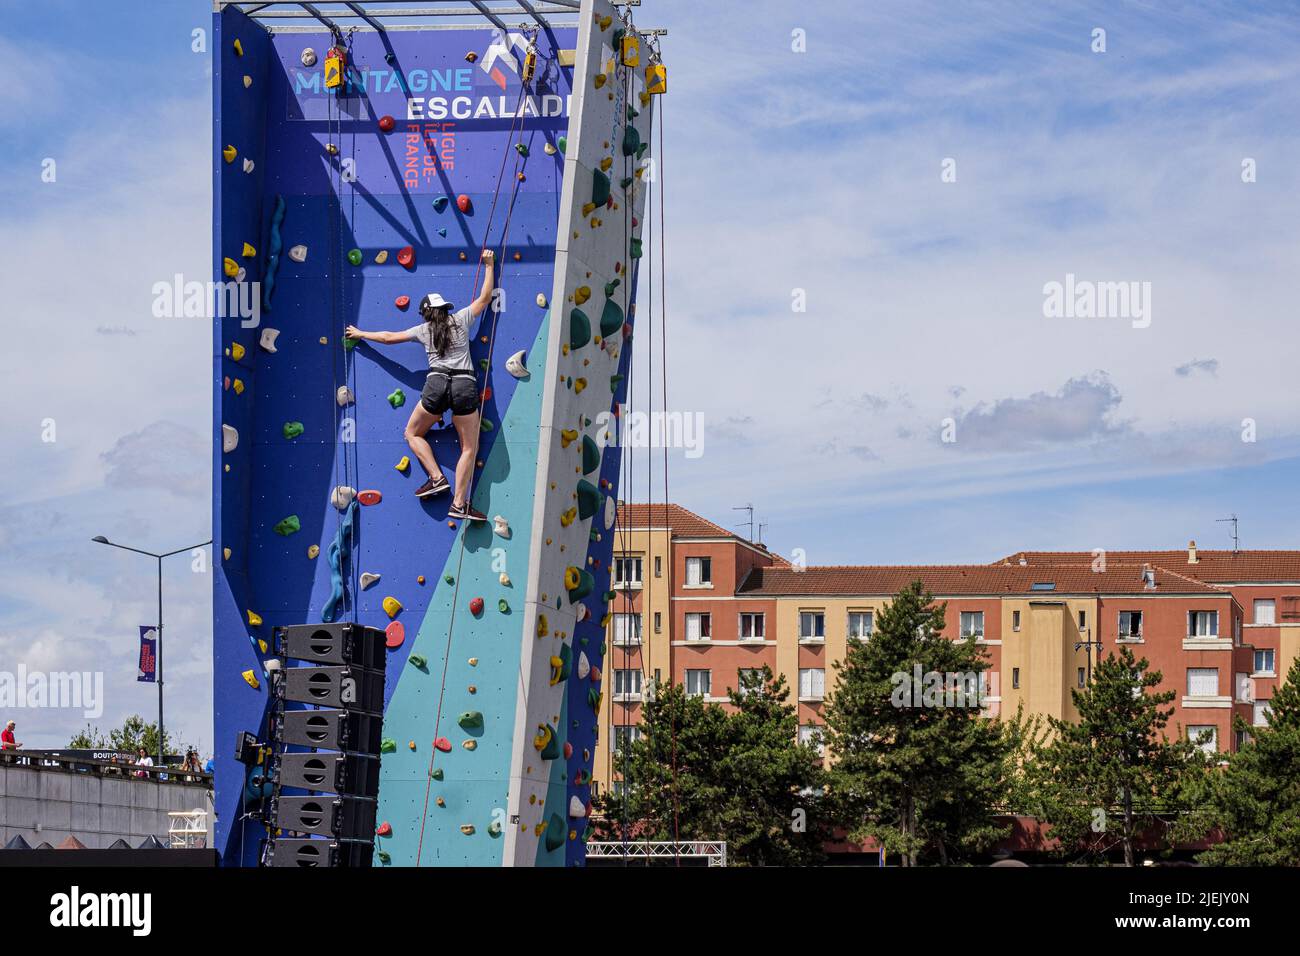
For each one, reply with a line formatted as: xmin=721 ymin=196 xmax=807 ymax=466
xmin=1 ymin=720 xmax=19 ymax=750
xmin=346 ymin=250 xmax=495 ymax=522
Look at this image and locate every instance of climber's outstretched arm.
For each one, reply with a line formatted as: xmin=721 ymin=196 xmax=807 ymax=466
xmin=345 ymin=326 xmax=415 ymax=345
xmin=467 ymin=250 xmax=496 ymax=319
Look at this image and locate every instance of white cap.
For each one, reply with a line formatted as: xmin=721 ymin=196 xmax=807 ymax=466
xmin=421 ymin=292 xmax=454 ymax=312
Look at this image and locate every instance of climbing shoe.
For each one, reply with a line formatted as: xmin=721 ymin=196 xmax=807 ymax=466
xmin=416 ymin=476 xmax=450 ymax=498
xmin=449 ymin=501 xmax=487 ymax=522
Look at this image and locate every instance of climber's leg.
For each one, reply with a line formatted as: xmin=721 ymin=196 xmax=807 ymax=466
xmin=450 ymin=412 xmax=480 ymax=512
xmin=405 ymin=384 xmax=447 ymax=496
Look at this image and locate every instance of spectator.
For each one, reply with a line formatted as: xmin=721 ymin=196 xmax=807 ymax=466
xmin=203 ymin=754 xmax=215 ymax=774
xmin=180 ymin=748 xmax=201 ymax=781
xmin=1 ymin=720 xmax=19 ymax=750
xmin=133 ymin=746 xmax=153 ymax=779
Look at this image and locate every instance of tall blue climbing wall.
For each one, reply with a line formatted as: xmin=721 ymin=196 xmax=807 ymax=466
xmin=212 ymin=0 xmax=657 ymax=866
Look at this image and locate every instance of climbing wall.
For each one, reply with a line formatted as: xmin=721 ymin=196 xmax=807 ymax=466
xmin=212 ymin=0 xmax=656 ymax=867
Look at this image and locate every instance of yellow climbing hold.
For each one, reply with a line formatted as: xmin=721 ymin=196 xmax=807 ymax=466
xmin=599 ymin=157 xmax=613 ymax=172
xmin=594 ymin=73 xmax=607 ymax=89
xmin=560 ymin=429 xmax=578 ymax=448
xmin=230 ymin=342 xmax=246 ymax=361
xmin=383 ymin=596 xmax=402 ymax=618
xmin=232 ymin=378 xmax=245 ymax=395
xmin=223 ymin=547 xmax=231 ymax=560
xmin=564 ymin=566 xmax=581 ymax=590
xmin=597 ymin=14 xmax=612 ymax=30
xmin=242 ymin=669 xmax=259 ymax=689
xmin=537 ymin=614 xmax=549 ymax=638
xmin=307 ymin=545 xmax=320 ymax=559
xmin=247 ymin=610 xmax=263 ymax=627
xmin=395 ymin=455 xmax=410 ymax=472
xmin=574 ymin=286 xmax=591 ymax=305
xmin=242 ymin=242 xmax=257 ymax=258
xmin=233 ymin=38 xmax=244 ymax=56
xmin=222 ymin=145 xmax=237 ymax=163
xmin=560 ymin=507 xmax=577 ymax=528
xmin=223 ymin=257 xmax=239 ymax=278
xmin=574 ymin=378 xmax=587 ymax=394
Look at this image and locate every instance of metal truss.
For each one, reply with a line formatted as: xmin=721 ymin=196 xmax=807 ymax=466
xmin=585 ymin=840 xmax=728 ymax=867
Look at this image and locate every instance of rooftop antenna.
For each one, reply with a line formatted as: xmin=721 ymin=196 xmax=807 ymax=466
xmin=732 ymin=504 xmax=754 ymax=543
xmin=1217 ymin=514 xmax=1240 ymax=554
xmin=758 ymin=522 xmax=768 ymax=545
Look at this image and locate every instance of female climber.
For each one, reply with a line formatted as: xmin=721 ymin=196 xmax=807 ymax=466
xmin=345 ymin=249 xmax=495 ymax=522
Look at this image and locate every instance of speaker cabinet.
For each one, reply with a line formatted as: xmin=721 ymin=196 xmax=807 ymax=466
xmin=276 ymin=751 xmax=380 ymax=798
xmin=271 ymin=794 xmax=376 ymax=839
xmin=276 ymin=708 xmax=384 ymax=755
xmin=279 ymin=665 xmax=385 ymax=712
xmin=275 ymin=622 xmax=386 ymax=669
xmin=266 ymin=837 xmax=374 ymax=868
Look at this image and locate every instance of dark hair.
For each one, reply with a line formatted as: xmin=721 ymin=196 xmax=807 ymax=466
xmin=420 ymin=300 xmax=454 ymax=357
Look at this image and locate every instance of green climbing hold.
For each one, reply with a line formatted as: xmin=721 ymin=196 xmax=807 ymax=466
xmin=603 ymin=590 xmax=617 ymax=603
xmin=588 ymin=688 xmax=602 ymax=712
xmin=599 ymin=298 xmax=624 ymax=338
xmin=343 ymin=336 xmax=357 ymax=352
xmin=388 ymin=388 xmax=405 ymax=408
xmin=592 ymin=169 xmax=610 ymax=207
xmin=581 ymin=435 xmax=600 ymax=475
xmin=604 ymin=278 xmax=621 ymax=297
xmin=377 ymin=850 xmax=391 ymax=864
xmin=621 ymin=124 xmax=641 ymax=157
xmin=626 ymin=105 xmax=637 ymax=121
xmin=380 ymin=738 xmax=396 ymax=753
xmin=515 ymin=142 xmax=529 ymax=157
xmin=348 ymin=248 xmax=362 ymax=266
xmin=569 ymin=307 xmax=591 ymax=349
xmin=576 ymin=480 xmax=600 ymax=520
xmin=479 ymin=357 xmax=490 ymax=370
xmin=274 ymin=515 xmax=301 ymax=536
xmin=539 ymin=723 xmax=561 ymax=760
xmin=431 ymin=767 xmax=444 ymax=781
xmin=408 ymin=654 xmax=427 ymax=669
xmin=444 ymin=574 xmax=455 ymax=585
xmin=629 ymin=237 xmax=643 ymax=259
xmin=557 ymin=135 xmax=567 ymax=154
xmin=480 ymin=418 xmax=494 ymax=432
xmin=282 ymin=421 xmax=305 ymax=439
xmin=567 ymin=567 xmax=595 ymax=603
xmin=636 ymin=141 xmax=649 ymax=161
xmin=619 ymin=176 xmax=633 ymax=189
xmin=457 ymin=711 xmax=484 ymax=730
xmin=488 ymin=821 xmax=502 ymax=837
xmin=610 ymin=373 xmax=625 ymax=392
xmin=544 ymin=813 xmax=565 ymax=851
xmin=498 ymin=598 xmax=510 ymax=614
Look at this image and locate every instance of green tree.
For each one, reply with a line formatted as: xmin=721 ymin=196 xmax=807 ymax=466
xmin=592 ymin=666 xmax=827 ymax=866
xmin=1197 ymin=658 xmax=1300 ymax=864
xmin=68 ymin=715 xmax=179 ymax=760
xmin=1034 ymin=646 xmax=1204 ymax=866
xmin=821 ymin=581 xmax=1009 ymax=866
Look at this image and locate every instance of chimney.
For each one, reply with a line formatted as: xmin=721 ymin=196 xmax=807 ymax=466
xmin=1142 ymin=563 xmax=1156 ymax=589
xmin=1018 ymin=556 xmax=1027 ymax=566
xmin=1188 ymin=539 xmax=1198 ymax=564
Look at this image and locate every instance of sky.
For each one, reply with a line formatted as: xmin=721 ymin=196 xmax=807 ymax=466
xmin=1 ymin=1 xmax=1298 ymax=748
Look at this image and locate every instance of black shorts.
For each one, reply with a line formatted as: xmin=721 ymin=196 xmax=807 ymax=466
xmin=420 ymin=370 xmax=480 ymax=417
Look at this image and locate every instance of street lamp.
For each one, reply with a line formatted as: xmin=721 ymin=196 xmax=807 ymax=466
xmin=91 ymin=535 xmax=212 ymax=767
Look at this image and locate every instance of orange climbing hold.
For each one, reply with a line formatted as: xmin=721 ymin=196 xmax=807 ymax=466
xmin=358 ymin=490 xmax=383 ymax=506
xmin=395 ymin=295 xmax=410 ymax=310
xmin=385 ymin=620 xmax=405 ymax=649
xmin=397 ymin=246 xmax=415 ymax=269
xmin=456 ymin=194 xmax=471 ymax=213
xmin=376 ymin=821 xmax=392 ymax=836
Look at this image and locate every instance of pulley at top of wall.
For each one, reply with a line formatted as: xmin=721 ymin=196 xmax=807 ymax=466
xmin=325 ymin=42 xmax=348 ymax=91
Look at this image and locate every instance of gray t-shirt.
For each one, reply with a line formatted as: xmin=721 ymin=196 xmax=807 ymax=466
xmin=407 ymin=307 xmax=473 ymax=371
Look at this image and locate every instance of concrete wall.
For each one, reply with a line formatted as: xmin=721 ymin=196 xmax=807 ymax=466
xmin=0 ymin=764 xmax=213 ymax=849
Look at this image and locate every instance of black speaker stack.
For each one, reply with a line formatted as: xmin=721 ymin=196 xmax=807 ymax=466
xmin=262 ymin=622 xmax=387 ymax=867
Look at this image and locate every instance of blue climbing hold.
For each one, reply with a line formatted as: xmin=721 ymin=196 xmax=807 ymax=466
xmin=322 ymin=500 xmax=358 ymax=622
xmin=262 ymin=194 xmax=286 ymax=311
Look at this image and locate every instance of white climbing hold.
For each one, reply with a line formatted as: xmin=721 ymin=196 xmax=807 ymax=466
xmin=222 ymin=424 xmax=238 ymax=453
xmin=260 ymin=328 xmax=279 ymax=352
xmin=568 ymin=795 xmax=587 ymax=819
xmin=493 ymin=515 xmax=510 ymax=539
xmin=576 ymin=604 xmax=590 ymax=622
xmin=360 ymin=572 xmax=381 ymax=590
xmin=236 ymin=266 xmax=247 ymax=283
xmin=544 ymin=142 xmax=557 ymax=155
xmin=288 ymin=244 xmax=307 ymax=263
xmin=243 ymin=75 xmax=252 ymax=89
xmin=301 ymin=48 xmax=317 ymax=67
xmin=536 ymin=292 xmax=547 ymax=308
xmin=331 ymin=485 xmax=355 ymax=510
xmin=505 ymin=350 xmax=529 ymax=379
xmin=603 ymin=494 xmax=616 ymax=531
xmin=243 ymin=158 xmax=255 ymax=174
xmin=499 ymin=572 xmax=511 ymax=587
xmin=336 ymin=385 xmax=354 ymax=407
xmin=577 ymin=651 xmax=591 ymax=679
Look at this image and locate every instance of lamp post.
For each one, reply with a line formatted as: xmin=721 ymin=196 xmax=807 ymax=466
xmin=91 ymin=535 xmax=212 ymax=767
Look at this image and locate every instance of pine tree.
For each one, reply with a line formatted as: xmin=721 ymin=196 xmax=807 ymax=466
xmin=821 ymin=581 xmax=1009 ymax=866
xmin=1198 ymin=657 xmax=1300 ymax=864
xmin=1034 ymin=646 xmax=1202 ymax=865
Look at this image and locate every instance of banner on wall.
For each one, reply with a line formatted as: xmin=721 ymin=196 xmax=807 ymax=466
xmin=137 ymin=627 xmax=157 ymax=683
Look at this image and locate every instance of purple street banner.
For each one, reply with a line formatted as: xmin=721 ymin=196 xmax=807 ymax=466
xmin=138 ymin=627 xmax=157 ymax=683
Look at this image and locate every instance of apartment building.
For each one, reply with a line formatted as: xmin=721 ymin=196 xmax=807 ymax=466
xmin=599 ymin=506 xmax=1299 ymax=791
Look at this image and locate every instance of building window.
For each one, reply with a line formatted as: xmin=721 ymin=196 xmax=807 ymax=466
xmin=654 ymin=555 xmax=662 ymax=578
xmin=685 ymin=557 xmax=712 ymax=586
xmin=959 ymin=611 xmax=984 ymax=639
xmin=1012 ymin=609 xmax=1021 ymax=631
xmin=738 ymin=612 xmax=765 ymax=640
xmin=1253 ymin=648 xmax=1275 ymax=676
xmin=798 ymin=724 xmax=824 ymax=755
xmin=653 ymin=611 xmax=662 ymax=633
xmin=614 ymin=669 xmax=642 ymax=699
xmin=1254 ymin=599 xmax=1276 ymax=625
xmin=737 ymin=668 xmax=763 ymax=696
xmin=613 ymin=725 xmax=642 ymax=751
xmin=1118 ymin=610 xmax=1143 ymax=639
xmin=684 ymin=669 xmax=711 ymax=698
xmin=685 ymin=612 xmax=712 ymax=642
xmin=1235 ymin=728 xmax=1252 ymax=750
xmin=1188 ymin=610 xmax=1219 ymax=638
xmin=799 ymin=668 xmax=826 ymax=701
xmin=613 ymin=613 xmax=642 ymax=645
xmin=1235 ymin=672 xmax=1252 ymax=702
xmin=1076 ymin=667 xmax=1086 ymax=688
xmin=847 ymin=611 xmax=874 ymax=641
xmin=1187 ymin=725 xmax=1218 ymax=755
xmin=614 ymin=556 xmax=642 ymax=587
xmin=799 ymin=611 xmax=825 ymax=640
xmin=1186 ymin=667 xmax=1219 ymax=697
xmin=1253 ymin=701 xmax=1272 ymax=727
xmin=1078 ymin=610 xmax=1087 ymax=629
xmin=1012 ymin=667 xmax=1020 ymax=689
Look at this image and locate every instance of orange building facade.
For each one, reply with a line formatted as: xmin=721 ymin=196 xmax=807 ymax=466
xmin=597 ymin=506 xmax=1300 ymax=792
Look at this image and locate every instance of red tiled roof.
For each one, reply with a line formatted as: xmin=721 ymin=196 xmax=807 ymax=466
xmin=616 ymin=502 xmax=734 ymax=537
xmin=736 ymin=563 xmax=1229 ymax=597
xmin=999 ymin=550 xmax=1300 ymax=583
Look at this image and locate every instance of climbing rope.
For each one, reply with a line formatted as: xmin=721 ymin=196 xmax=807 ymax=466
xmin=413 ymin=64 xmax=535 ymax=865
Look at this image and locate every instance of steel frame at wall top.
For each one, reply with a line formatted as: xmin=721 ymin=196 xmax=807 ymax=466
xmin=215 ymin=1 xmax=633 ymax=33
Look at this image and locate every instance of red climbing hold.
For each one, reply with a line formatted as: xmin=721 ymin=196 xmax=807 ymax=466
xmin=376 ymin=821 xmax=392 ymax=837
xmin=378 ymin=115 xmax=395 ymax=132
xmin=563 ymin=741 xmax=573 ymax=759
xmin=385 ymin=620 xmax=405 ymax=649
xmin=358 ymin=489 xmax=383 ymax=506
xmin=622 ymin=321 xmax=633 ymax=338
xmin=434 ymin=737 xmax=452 ymax=753
xmin=456 ymin=194 xmax=471 ymax=213
xmin=397 ymin=246 xmax=415 ymax=269
xmin=481 ymin=386 xmax=492 ymax=402
xmin=469 ymin=597 xmax=484 ymax=615
xmin=395 ymin=294 xmax=410 ymax=310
